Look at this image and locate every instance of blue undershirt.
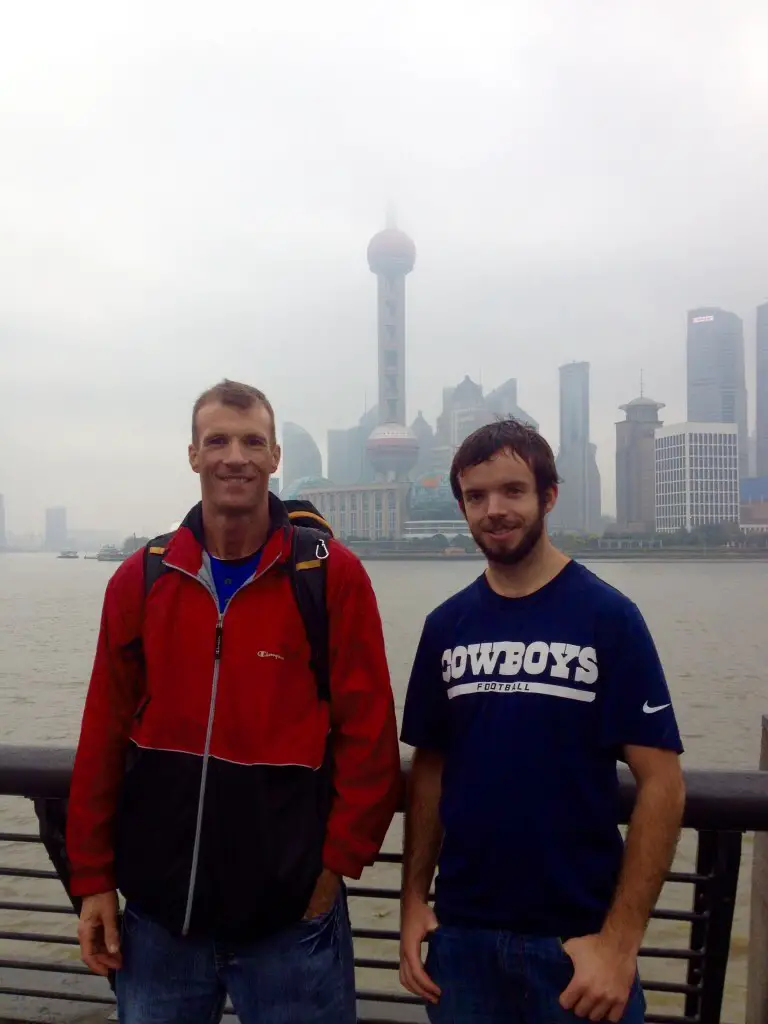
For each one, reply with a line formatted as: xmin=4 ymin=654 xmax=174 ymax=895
xmin=208 ymin=551 xmax=262 ymax=612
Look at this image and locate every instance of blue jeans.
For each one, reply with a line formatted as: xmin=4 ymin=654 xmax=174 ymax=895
xmin=115 ymin=891 xmax=356 ymax=1023
xmin=424 ymin=925 xmax=646 ymax=1023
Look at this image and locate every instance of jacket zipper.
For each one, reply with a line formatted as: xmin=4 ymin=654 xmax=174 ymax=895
xmin=163 ymin=552 xmax=282 ymax=936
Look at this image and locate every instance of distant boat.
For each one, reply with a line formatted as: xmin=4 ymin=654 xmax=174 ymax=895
xmin=95 ymin=545 xmax=126 ymax=563
xmin=57 ymin=550 xmax=79 ymax=560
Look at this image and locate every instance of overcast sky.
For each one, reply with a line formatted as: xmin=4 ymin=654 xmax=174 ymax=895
xmin=1 ymin=0 xmax=767 ymax=536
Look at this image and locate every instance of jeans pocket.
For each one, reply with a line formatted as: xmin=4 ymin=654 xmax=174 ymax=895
xmin=302 ymin=905 xmax=335 ymax=928
xmin=121 ymin=904 xmax=143 ymax=938
xmin=302 ymin=889 xmax=342 ymax=926
xmin=550 ymin=937 xmax=575 ymax=981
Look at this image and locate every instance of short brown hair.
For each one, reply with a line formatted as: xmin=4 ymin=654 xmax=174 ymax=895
xmin=449 ymin=418 xmax=559 ymax=502
xmin=191 ymin=379 xmax=276 ymax=445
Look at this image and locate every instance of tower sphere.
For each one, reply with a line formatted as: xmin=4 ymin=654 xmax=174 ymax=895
xmin=365 ymin=423 xmax=419 ymax=478
xmin=367 ymin=228 xmax=416 ymax=276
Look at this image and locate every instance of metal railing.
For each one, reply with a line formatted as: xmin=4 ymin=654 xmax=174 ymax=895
xmin=0 ymin=747 xmax=767 ymax=1023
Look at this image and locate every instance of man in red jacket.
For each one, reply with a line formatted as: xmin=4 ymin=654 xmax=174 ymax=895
xmin=67 ymin=379 xmax=402 ymax=1024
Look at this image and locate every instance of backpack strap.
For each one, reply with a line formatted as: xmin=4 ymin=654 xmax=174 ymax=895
xmin=143 ymin=532 xmax=175 ymax=599
xmin=288 ymin=526 xmax=331 ymax=703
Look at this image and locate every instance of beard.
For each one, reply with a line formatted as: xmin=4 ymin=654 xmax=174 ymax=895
xmin=471 ymin=510 xmax=546 ymax=566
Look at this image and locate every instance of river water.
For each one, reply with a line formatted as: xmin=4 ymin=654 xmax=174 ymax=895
xmin=0 ymin=553 xmax=766 ymax=1021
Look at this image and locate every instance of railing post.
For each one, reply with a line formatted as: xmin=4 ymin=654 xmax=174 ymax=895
xmin=746 ymin=715 xmax=768 ymax=1024
xmin=687 ymin=830 xmax=742 ymax=1024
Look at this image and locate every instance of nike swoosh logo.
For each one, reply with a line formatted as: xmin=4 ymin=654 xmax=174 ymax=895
xmin=643 ymin=701 xmax=670 ymax=714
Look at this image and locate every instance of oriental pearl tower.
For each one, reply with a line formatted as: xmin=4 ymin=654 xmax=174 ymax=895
xmin=364 ymin=211 xmax=420 ymax=481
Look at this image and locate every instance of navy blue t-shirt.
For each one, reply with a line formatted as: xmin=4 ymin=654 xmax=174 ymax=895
xmin=209 ymin=551 xmax=262 ymax=612
xmin=400 ymin=560 xmax=683 ymax=940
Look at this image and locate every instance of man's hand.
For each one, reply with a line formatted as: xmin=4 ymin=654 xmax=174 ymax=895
xmin=303 ymin=868 xmax=341 ymax=920
xmin=78 ymin=891 xmax=122 ymax=977
xmin=399 ymin=898 xmax=441 ymax=1005
xmin=560 ymin=933 xmax=637 ymax=1022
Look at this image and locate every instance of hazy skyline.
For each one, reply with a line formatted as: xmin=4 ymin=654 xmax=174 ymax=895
xmin=2 ymin=1 xmax=767 ymax=535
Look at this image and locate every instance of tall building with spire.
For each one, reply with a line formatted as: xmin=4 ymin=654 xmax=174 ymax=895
xmin=615 ymin=378 xmax=664 ymax=533
xmin=365 ymin=212 xmax=419 ymax=480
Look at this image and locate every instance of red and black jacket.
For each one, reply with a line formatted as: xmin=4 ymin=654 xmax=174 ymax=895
xmin=66 ymin=498 xmax=402 ymax=941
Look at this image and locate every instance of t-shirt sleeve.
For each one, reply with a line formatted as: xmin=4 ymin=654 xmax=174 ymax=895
xmin=400 ymin=614 xmax=451 ymax=752
xmin=598 ymin=600 xmax=684 ymax=756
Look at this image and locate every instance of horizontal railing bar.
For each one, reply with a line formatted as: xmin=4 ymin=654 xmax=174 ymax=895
xmin=356 ymin=990 xmax=422 ymax=1005
xmin=0 ymin=898 xmax=715 ymax=932
xmin=0 ymin=958 xmax=89 ymax=975
xmin=640 ymin=946 xmax=703 ymax=960
xmin=0 ymin=984 xmax=433 ymax=1023
xmin=0 ymin=900 xmax=75 ymax=914
xmin=643 ymin=980 xmax=701 ymax=995
xmin=349 ymin=886 xmax=705 ymax=908
xmin=666 ymin=871 xmax=710 ymax=885
xmin=351 ymin=962 xmax=703 ymax=993
xmin=354 ymin=958 xmax=400 ymax=971
xmin=0 ymin=833 xmax=42 ymax=844
xmin=348 ymin=886 xmax=403 ymax=899
xmin=0 ymin=946 xmax=708 ymax=970
xmin=643 ymin=1017 xmax=699 ymax=1024
xmin=1 ymin=747 xmax=768 ymax=830
xmin=367 ymin=858 xmax=713 ymax=888
xmin=651 ymin=909 xmax=707 ymax=922
xmin=0 ymin=942 xmax=704 ymax=966
xmin=353 ymin=928 xmax=400 ymax=941
xmin=0 ymin=983 xmax=704 ymax=1024
xmin=0 ymin=930 xmax=78 ymax=945
xmin=0 ymin=866 xmax=58 ymax=880
xmin=0 ymin=986 xmax=114 ymax=1006
xmin=0 ymin=987 xmax=425 ymax=1024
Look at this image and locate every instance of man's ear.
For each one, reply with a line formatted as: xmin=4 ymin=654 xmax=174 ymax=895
xmin=542 ymin=485 xmax=558 ymax=515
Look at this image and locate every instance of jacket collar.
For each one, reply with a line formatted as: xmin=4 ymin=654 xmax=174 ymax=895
xmin=163 ymin=493 xmax=292 ymax=576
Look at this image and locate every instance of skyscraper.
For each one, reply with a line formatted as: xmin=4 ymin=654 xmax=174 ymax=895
xmin=281 ymin=422 xmax=322 ymax=493
xmin=44 ymin=507 xmax=68 ymax=551
xmin=365 ymin=213 xmax=419 ymax=479
xmin=686 ymin=308 xmax=748 ymax=479
xmin=551 ymin=362 xmax=601 ymax=533
xmin=655 ymin=424 xmax=740 ymax=532
xmin=0 ymin=494 xmax=6 ymax=550
xmin=327 ymin=407 xmax=378 ymax=486
xmin=484 ymin=378 xmax=538 ymax=430
xmin=615 ymin=394 xmax=664 ymax=533
xmin=756 ymin=302 xmax=768 ymax=478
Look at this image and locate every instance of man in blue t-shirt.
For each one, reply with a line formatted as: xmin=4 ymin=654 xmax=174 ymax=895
xmin=399 ymin=419 xmax=685 ymax=1024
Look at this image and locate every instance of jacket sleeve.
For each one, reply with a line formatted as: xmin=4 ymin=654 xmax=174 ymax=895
xmin=322 ymin=545 xmax=402 ymax=879
xmin=66 ymin=552 xmax=145 ymax=897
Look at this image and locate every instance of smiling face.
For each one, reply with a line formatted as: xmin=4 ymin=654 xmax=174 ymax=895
xmin=188 ymin=400 xmax=281 ymax=515
xmin=457 ymin=448 xmax=556 ymax=565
